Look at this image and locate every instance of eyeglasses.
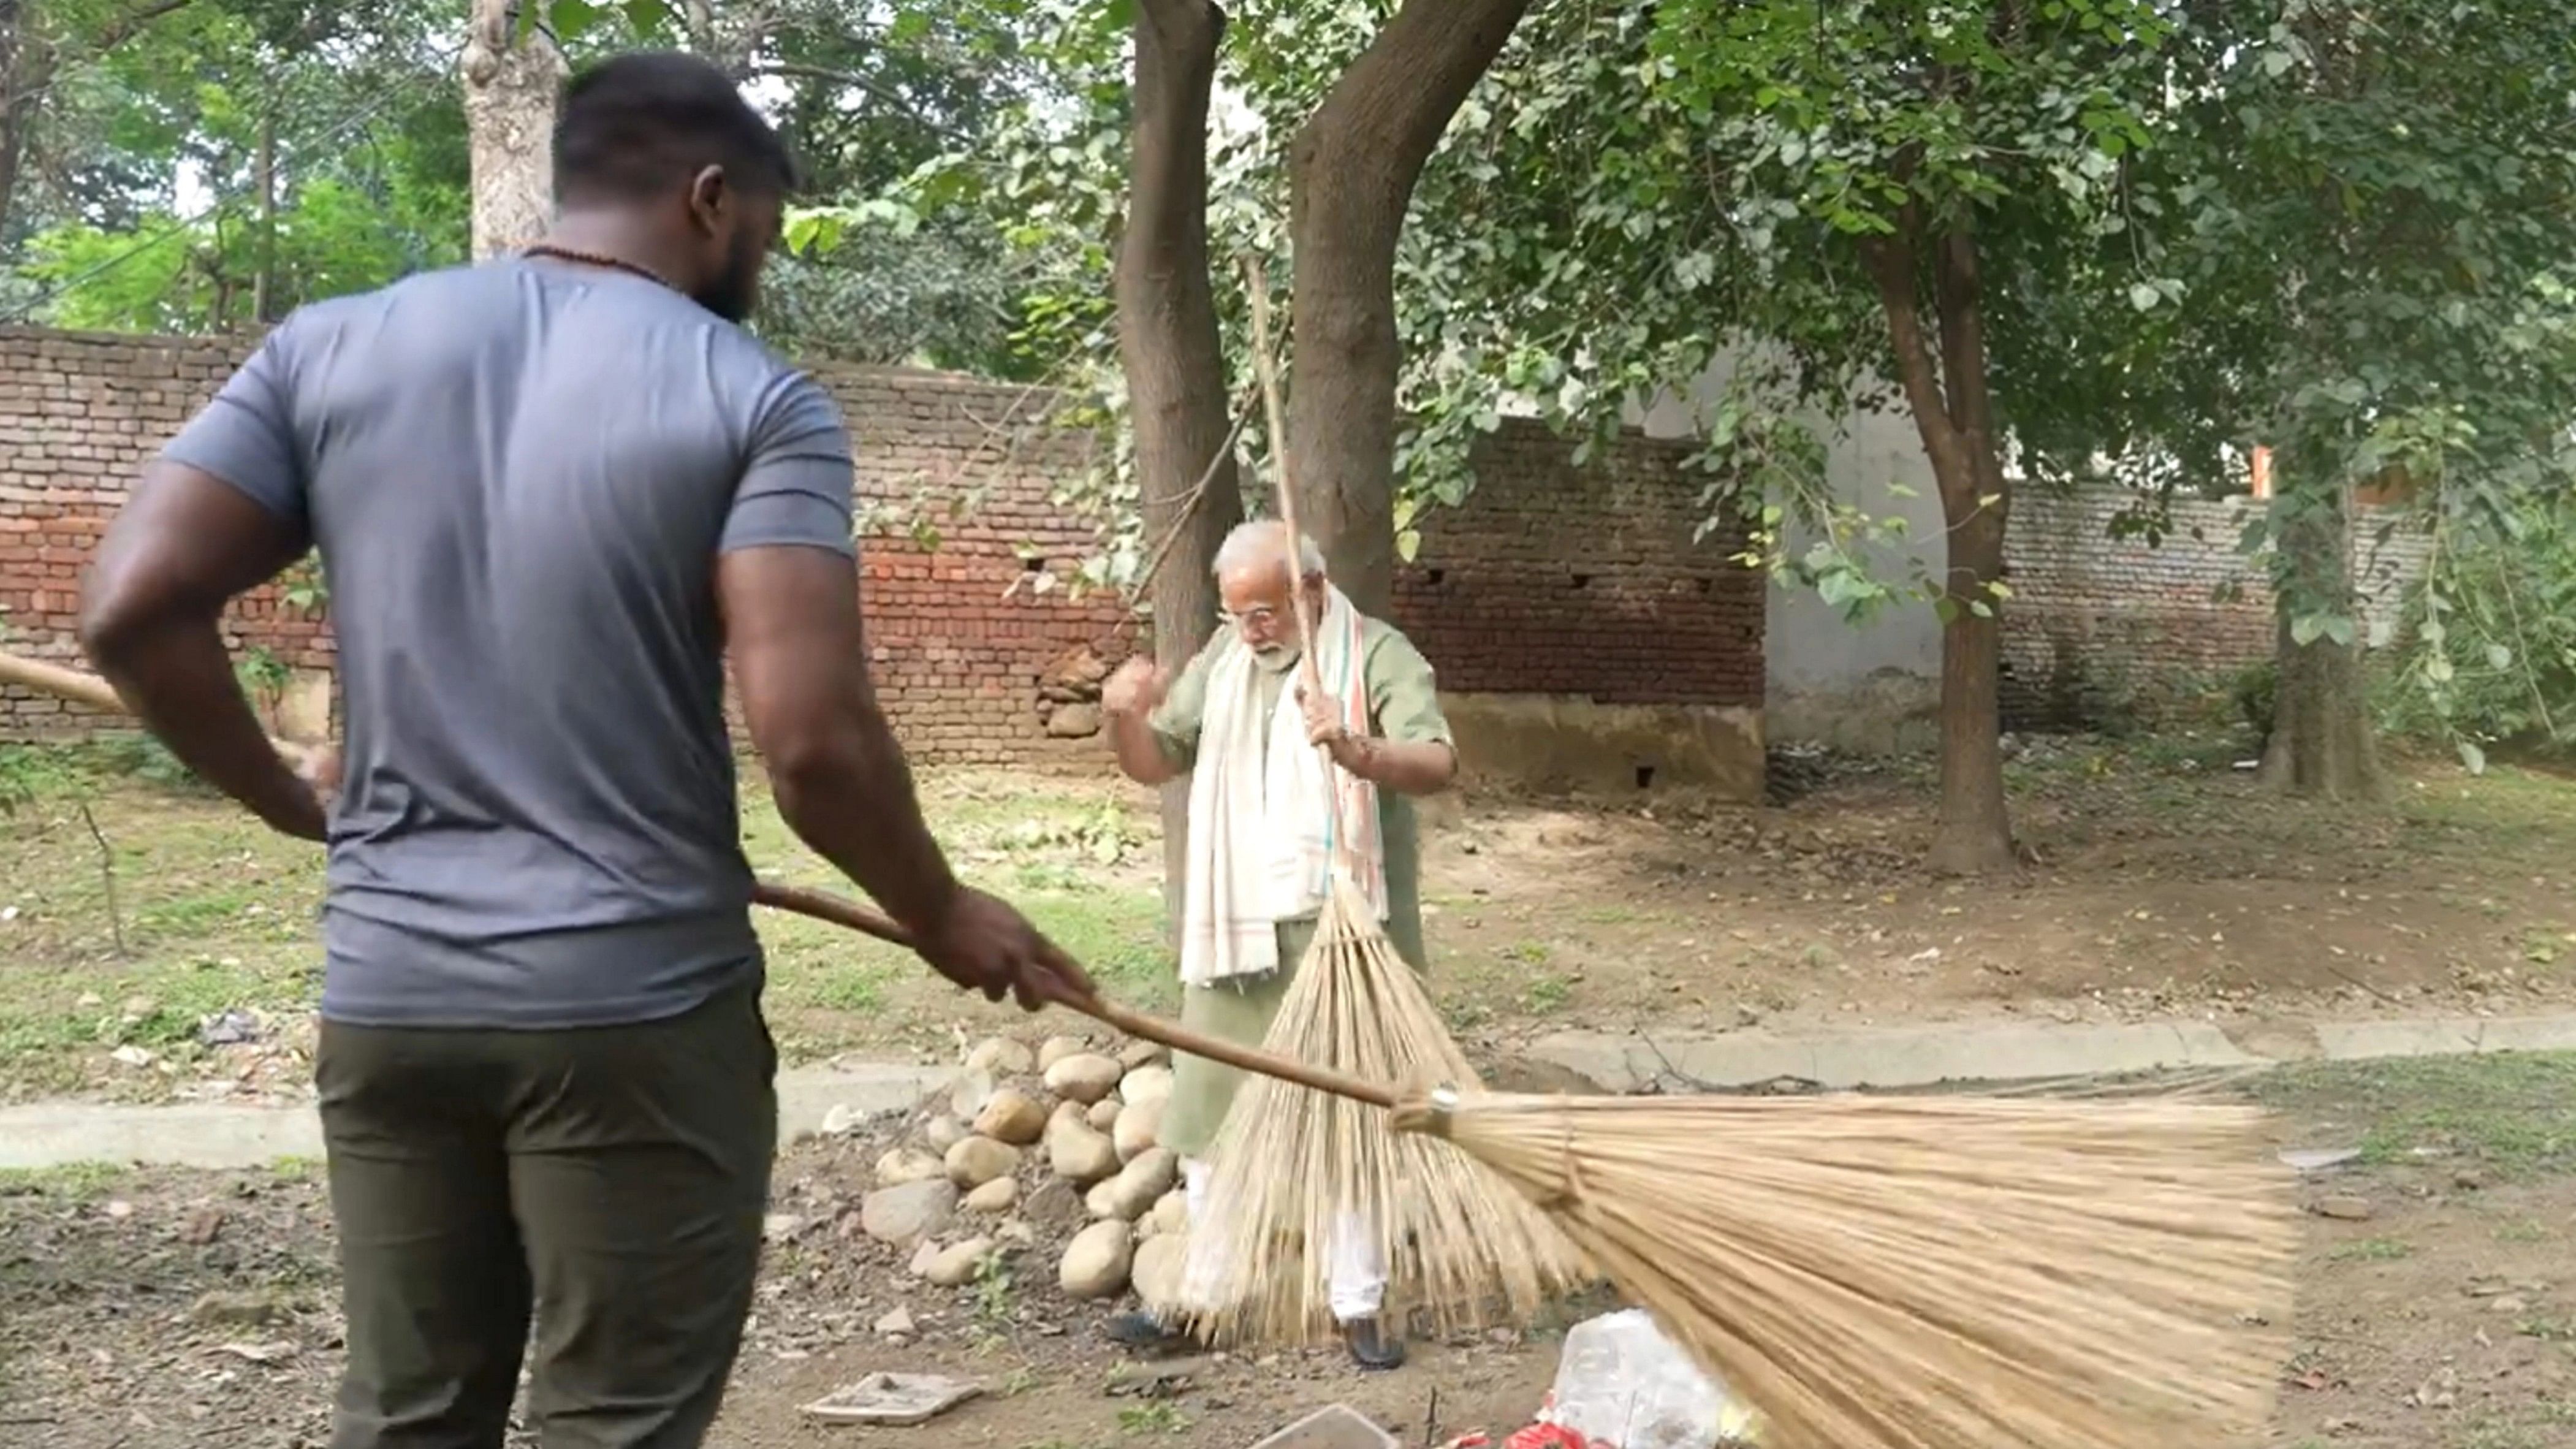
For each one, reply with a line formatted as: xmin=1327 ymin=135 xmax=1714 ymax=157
xmin=1219 ymin=604 xmax=1283 ymax=630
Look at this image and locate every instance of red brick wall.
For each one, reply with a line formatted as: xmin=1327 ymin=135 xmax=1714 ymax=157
xmin=1999 ymin=489 xmax=2428 ymax=728
xmin=0 ymin=325 xmax=1768 ymax=758
xmin=0 ymin=330 xmax=335 ymax=740
xmin=1397 ymin=424 xmax=1765 ymax=707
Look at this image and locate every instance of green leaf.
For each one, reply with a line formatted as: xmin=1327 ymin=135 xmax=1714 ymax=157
xmin=548 ymin=0 xmax=604 ymax=40
xmin=2290 ymin=614 xmax=2326 ymax=647
xmin=2457 ymin=740 xmax=2487 ymax=775
xmin=2486 ymin=644 xmax=2513 ymax=669
xmin=2128 ymin=283 xmax=2161 ymax=311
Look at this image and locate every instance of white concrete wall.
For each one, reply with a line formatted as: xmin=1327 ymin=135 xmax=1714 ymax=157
xmin=1626 ymin=352 xmax=1947 ymax=754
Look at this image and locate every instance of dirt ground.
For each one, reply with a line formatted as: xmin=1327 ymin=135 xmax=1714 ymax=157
xmin=7 ymin=1052 xmax=2575 ymax=1449
xmin=2 ymin=733 xmax=2570 ymax=1106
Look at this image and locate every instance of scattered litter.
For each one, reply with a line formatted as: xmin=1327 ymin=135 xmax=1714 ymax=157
xmin=109 ymin=1044 xmax=156 ymax=1068
xmin=799 ymin=1372 xmax=981 ymax=1426
xmin=1537 ymin=1309 xmax=1760 ymax=1449
xmin=199 ymin=1010 xmax=263 ymax=1047
xmin=213 ymin=1341 xmax=297 ymax=1365
xmin=2278 ymin=1147 xmax=2362 ymax=1173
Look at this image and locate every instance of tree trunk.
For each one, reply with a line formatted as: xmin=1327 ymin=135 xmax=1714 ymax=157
xmin=1283 ymin=0 xmax=1529 ymax=615
xmin=1117 ymin=0 xmax=1244 ymax=936
xmin=2256 ymin=482 xmax=2390 ymax=802
xmin=1867 ymin=220 xmax=2019 ymax=875
xmin=460 ymin=0 xmax=563 ymax=261
xmin=251 ymin=105 xmax=276 ymax=321
xmin=0 ymin=0 xmax=44 ymax=246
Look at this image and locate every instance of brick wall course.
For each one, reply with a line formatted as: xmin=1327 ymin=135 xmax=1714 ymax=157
xmin=1998 ymin=487 xmax=2428 ymax=729
xmin=0 ymin=326 xmax=1766 ymax=757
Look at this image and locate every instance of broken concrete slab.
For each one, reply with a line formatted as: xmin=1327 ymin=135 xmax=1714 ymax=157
xmin=1249 ymin=1402 xmax=1399 ymax=1449
xmin=799 ymin=1372 xmax=981 ymax=1426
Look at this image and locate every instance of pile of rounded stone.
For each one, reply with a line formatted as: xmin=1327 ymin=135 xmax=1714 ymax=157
xmin=854 ymin=1032 xmax=1194 ymax=1309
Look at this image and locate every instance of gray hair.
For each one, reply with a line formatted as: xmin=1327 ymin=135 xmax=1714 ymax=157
xmin=1211 ymin=519 xmax=1326 ymax=581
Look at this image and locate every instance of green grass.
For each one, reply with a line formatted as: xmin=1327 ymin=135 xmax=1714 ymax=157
xmin=2254 ymin=1052 xmax=2576 ymax=1179
xmin=0 ymin=748 xmax=1169 ymax=1097
xmin=2328 ymin=1235 xmax=2414 ymax=1263
xmin=0 ymin=1161 xmax=137 ymax=1197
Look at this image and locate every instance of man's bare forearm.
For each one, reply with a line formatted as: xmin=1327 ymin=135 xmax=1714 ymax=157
xmin=1332 ymin=736 xmax=1456 ymax=796
xmin=766 ymin=690 xmax=962 ymax=935
xmin=83 ymin=615 xmax=325 ymax=842
xmin=1106 ymin=711 xmax=1181 ymax=786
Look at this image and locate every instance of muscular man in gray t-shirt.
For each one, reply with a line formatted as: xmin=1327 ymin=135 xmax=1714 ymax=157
xmin=78 ymin=51 xmax=1087 ymax=1449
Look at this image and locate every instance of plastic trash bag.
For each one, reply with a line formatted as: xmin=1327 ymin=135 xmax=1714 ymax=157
xmin=1537 ymin=1309 xmax=1760 ymax=1449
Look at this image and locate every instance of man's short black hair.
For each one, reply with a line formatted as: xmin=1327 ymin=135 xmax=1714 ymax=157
xmin=552 ymin=51 xmax=798 ymax=204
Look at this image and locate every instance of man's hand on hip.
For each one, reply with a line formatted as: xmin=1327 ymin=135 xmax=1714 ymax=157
xmin=912 ymin=888 xmax=1096 ymax=1013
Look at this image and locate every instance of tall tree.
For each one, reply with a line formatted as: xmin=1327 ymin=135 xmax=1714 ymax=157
xmin=1119 ymin=0 xmax=1244 ymax=919
xmin=460 ymin=0 xmax=560 ymax=259
xmin=2081 ymin=0 xmax=2576 ymax=799
xmin=1280 ymin=0 xmax=1529 ymax=611
xmin=1399 ymin=0 xmax=2170 ymax=873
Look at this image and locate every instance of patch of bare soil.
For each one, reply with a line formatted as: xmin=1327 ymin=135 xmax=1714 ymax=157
xmin=0 ymin=1104 xmax=1561 ymax=1449
xmin=2279 ymin=1176 xmax=2576 ymax=1447
xmin=1423 ymin=749 xmax=2575 ymax=1052
xmin=12 ymin=1054 xmax=2576 ymax=1449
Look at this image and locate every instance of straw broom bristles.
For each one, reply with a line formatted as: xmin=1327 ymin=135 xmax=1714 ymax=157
xmin=1396 ymin=1087 xmax=2302 ymax=1449
xmin=1183 ymin=878 xmax=1594 ymax=1347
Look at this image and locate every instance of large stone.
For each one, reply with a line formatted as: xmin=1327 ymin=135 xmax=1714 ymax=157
xmin=963 ymin=1177 xmax=1019 ymax=1214
xmin=862 ymin=1179 xmax=958 ymax=1248
xmin=949 ymin=1069 xmax=998 ymax=1122
xmin=1118 ymin=1039 xmax=1170 ymax=1072
xmin=1059 ymin=1220 xmax=1134 ymax=1299
xmin=1038 ymin=646 xmax=1111 ymax=708
xmin=1022 ymin=1177 xmax=1085 ymax=1230
xmin=965 ymin=1036 xmax=1036 ymax=1077
xmin=1114 ymin=1095 xmax=1166 ymax=1162
xmin=972 ymin=1089 xmax=1048 ymax=1146
xmin=1086 ymin=1148 xmax=1179 ymax=1222
xmin=876 ymin=1149 xmax=946 ymax=1188
xmin=1131 ymin=1233 xmax=1187 ymax=1310
xmin=1038 ymin=1035 xmax=1092 ymax=1071
xmin=1146 ymin=1187 xmax=1189 ymax=1238
xmin=1119 ymin=1064 xmax=1175 ymax=1112
xmin=1085 ymin=1097 xmax=1124 ymax=1131
xmin=925 ymin=1236 xmax=997 ymax=1288
xmin=1044 ymin=1052 xmax=1123 ymax=1105
xmin=922 ymin=1116 xmax=967 ymax=1154
xmin=1044 ymin=703 xmax=1101 ymax=739
xmin=944 ymin=1135 xmax=1021 ymax=1188
xmin=1046 ymin=1115 xmax=1120 ymax=1184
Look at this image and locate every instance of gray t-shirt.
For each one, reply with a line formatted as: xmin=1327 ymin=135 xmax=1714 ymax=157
xmin=162 ymin=257 xmax=856 ymax=1029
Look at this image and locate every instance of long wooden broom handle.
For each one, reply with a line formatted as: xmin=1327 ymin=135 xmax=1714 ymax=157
xmin=0 ymin=648 xmax=1396 ymax=1109
xmin=751 ymin=882 xmax=1399 ymax=1108
xmin=0 ymin=648 xmax=324 ymax=768
xmin=1242 ymin=259 xmax=1329 ymax=712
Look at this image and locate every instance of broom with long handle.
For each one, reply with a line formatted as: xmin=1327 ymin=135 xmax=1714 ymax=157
xmin=2 ymin=642 xmax=2300 ymax=1448
xmin=1174 ymin=260 xmax=1592 ymax=1349
xmin=769 ymin=881 xmax=2298 ymax=1449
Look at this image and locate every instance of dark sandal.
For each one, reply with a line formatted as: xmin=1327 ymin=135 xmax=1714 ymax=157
xmin=1340 ymin=1315 xmax=1407 ymax=1371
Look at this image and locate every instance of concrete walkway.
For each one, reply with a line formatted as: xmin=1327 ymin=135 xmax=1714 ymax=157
xmin=1522 ymin=1011 xmax=2576 ymax=1093
xmin=8 ymin=1012 xmax=2576 ymax=1172
xmin=0 ymin=1062 xmax=951 ymax=1172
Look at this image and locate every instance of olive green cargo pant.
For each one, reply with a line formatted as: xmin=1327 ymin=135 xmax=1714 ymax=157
xmin=315 ymin=979 xmax=776 ymax=1449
